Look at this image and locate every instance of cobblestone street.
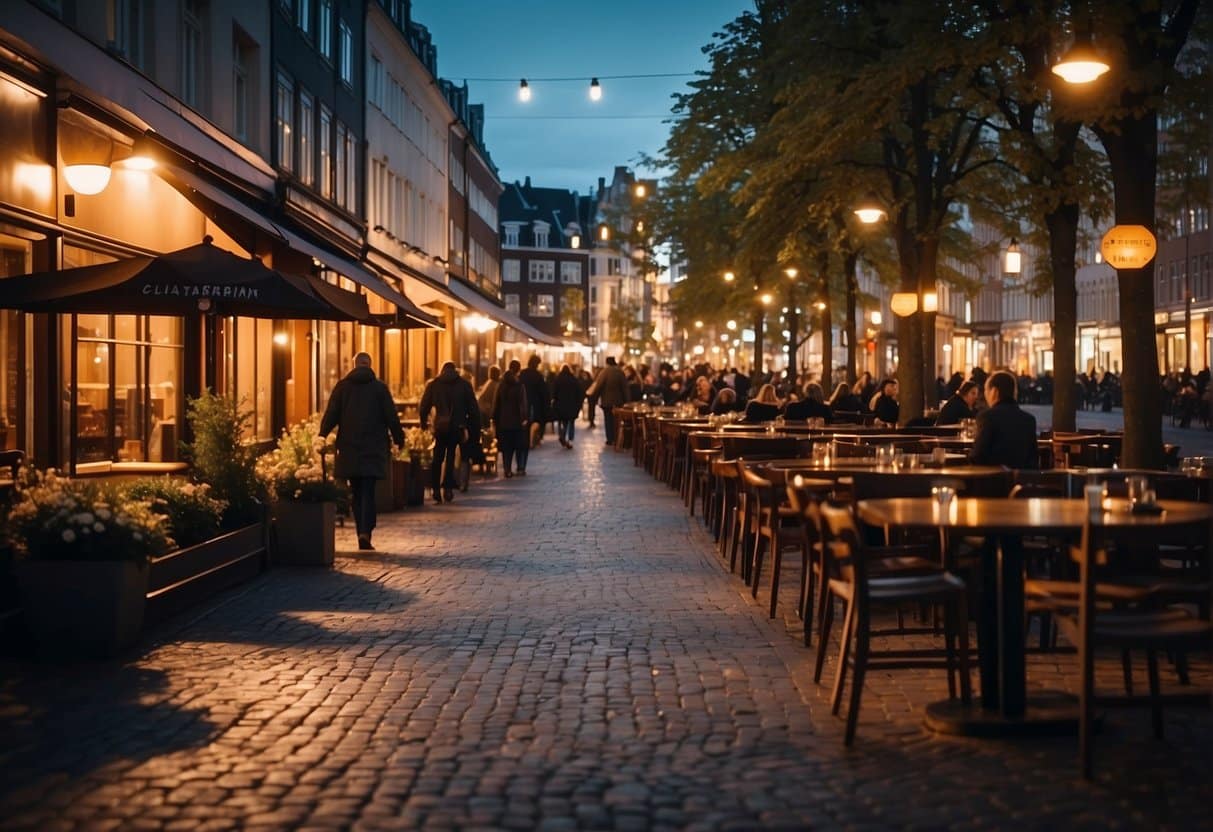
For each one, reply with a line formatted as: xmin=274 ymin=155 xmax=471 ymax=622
xmin=1 ymin=426 xmax=1210 ymax=830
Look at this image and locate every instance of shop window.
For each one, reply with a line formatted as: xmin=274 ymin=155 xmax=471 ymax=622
xmin=0 ymin=233 xmax=34 ymax=452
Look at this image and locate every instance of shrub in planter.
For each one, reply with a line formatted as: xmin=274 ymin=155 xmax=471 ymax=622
xmin=126 ymin=478 xmax=226 ymax=549
xmin=8 ymin=470 xmax=172 ymax=656
xmin=257 ymin=415 xmax=345 ymax=566
xmin=180 ymin=391 xmax=262 ymax=529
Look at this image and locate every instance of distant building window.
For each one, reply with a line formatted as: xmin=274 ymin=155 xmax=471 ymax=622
xmin=338 ymin=20 xmax=353 ymax=86
xmin=110 ymin=0 xmax=146 ymax=69
xmin=319 ymin=105 xmax=333 ymax=198
xmin=560 ymin=261 xmax=581 ymax=284
xmin=369 ymin=54 xmax=384 ymax=110
xmin=503 ymin=224 xmax=520 ymax=247
xmin=181 ymin=0 xmax=204 ymax=108
xmin=529 ymin=261 xmax=555 ymax=283
xmin=275 ymin=71 xmax=294 ymax=172
xmin=529 ymin=294 xmax=554 ymax=317
xmin=317 ymin=0 xmax=333 ymax=61
xmin=232 ymin=30 xmax=254 ymax=143
xmin=504 ymin=294 xmax=520 ymax=315
xmin=296 ymin=0 xmax=311 ymax=37
xmin=503 ymin=259 xmax=520 ymax=282
xmin=343 ymin=127 xmax=356 ymax=211
xmin=335 ymin=120 xmax=348 ymax=207
xmin=533 ymin=223 xmax=549 ymax=248
xmin=298 ymin=89 xmax=314 ymax=186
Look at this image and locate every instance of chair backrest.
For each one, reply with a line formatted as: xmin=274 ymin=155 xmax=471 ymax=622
xmin=786 ymin=475 xmax=826 ymax=549
xmin=819 ymin=502 xmax=865 ymax=589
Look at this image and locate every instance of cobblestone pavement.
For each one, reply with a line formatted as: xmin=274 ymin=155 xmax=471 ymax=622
xmin=1 ymin=423 xmax=1210 ymax=830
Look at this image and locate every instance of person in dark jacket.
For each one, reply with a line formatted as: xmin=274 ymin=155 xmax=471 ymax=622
xmin=551 ymin=363 xmax=586 ymax=449
xmin=420 ymin=361 xmax=480 ymax=503
xmin=492 ymin=359 xmax=529 ymax=477
xmin=320 ymin=352 xmax=404 ymax=550
xmin=742 ymin=383 xmax=782 ymax=423
xmin=519 ymin=355 xmax=549 ymax=449
xmin=586 ymin=356 xmax=629 ymax=444
xmin=936 ymin=380 xmax=980 ymax=426
xmin=870 ymin=378 xmax=900 ymax=425
xmin=783 ymin=382 xmax=832 ymax=422
xmin=827 ymin=382 xmax=863 ymax=415
xmin=970 ymin=370 xmax=1038 ymax=469
xmin=708 ymin=386 xmax=741 ymax=415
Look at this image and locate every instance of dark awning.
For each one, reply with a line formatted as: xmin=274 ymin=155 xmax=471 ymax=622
xmin=0 ymin=238 xmax=368 ymax=321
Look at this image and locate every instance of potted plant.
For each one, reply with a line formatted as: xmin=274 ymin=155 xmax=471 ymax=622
xmin=257 ymin=415 xmax=346 ymax=566
xmin=179 ymin=391 xmax=263 ymax=530
xmin=9 ymin=469 xmax=171 ymax=657
xmin=396 ymin=427 xmax=434 ymax=508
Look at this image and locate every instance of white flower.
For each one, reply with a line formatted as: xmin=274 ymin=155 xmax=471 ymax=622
xmin=133 ymin=532 xmax=143 ymax=541
xmin=61 ymin=529 xmax=76 ymax=543
xmin=93 ymin=521 xmax=105 ymax=533
xmin=96 ymin=508 xmax=112 ymax=521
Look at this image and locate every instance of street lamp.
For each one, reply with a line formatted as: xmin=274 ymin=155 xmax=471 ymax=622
xmin=853 ymin=193 xmax=887 ymax=225
xmin=1051 ymin=33 xmax=1110 ymax=84
xmin=1005 ymin=238 xmax=1022 ymax=275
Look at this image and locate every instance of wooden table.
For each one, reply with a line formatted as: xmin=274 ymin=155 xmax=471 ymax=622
xmin=856 ymin=496 xmax=1212 ymax=735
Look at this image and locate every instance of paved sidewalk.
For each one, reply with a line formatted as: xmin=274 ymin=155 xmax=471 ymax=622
xmin=1 ymin=424 xmax=1210 ymax=830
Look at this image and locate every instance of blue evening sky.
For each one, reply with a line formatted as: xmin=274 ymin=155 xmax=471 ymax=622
xmin=410 ymin=0 xmax=752 ymax=196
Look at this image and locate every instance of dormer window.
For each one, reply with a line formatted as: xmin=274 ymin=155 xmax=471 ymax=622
xmin=533 ymin=221 xmax=550 ymax=249
xmin=503 ymin=223 xmax=521 ymax=247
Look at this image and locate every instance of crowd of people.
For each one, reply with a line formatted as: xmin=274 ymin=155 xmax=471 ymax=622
xmin=320 ymin=353 xmax=1044 ymax=546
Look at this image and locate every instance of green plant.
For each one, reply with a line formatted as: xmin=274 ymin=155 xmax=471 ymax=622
xmin=256 ymin=415 xmax=346 ymax=503
xmin=180 ymin=391 xmax=262 ymax=527
xmin=125 ymin=477 xmax=226 ymax=549
xmin=8 ymin=469 xmax=171 ymax=563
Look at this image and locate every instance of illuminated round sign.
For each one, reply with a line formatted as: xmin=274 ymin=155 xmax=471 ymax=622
xmin=1100 ymin=225 xmax=1157 ymax=270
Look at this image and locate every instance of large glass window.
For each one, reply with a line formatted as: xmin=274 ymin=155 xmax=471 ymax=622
xmin=560 ymin=261 xmax=582 ymax=284
xmin=0 ymin=232 xmax=34 ymax=453
xmin=335 ymin=120 xmax=348 ymax=208
xmin=338 ymin=20 xmax=353 ymax=86
xmin=317 ymin=0 xmax=333 ymax=61
xmin=295 ymin=0 xmax=311 ymax=38
xmin=529 ymin=260 xmax=555 ymax=283
xmin=64 ymin=248 xmax=183 ymax=467
xmin=503 ymin=259 xmax=520 ymax=282
xmin=319 ymin=105 xmax=333 ymax=198
xmin=343 ymin=128 xmax=356 ymax=212
xmin=222 ymin=317 xmax=274 ymax=441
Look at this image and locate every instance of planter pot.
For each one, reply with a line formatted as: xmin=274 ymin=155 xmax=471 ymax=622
xmin=271 ymin=500 xmax=335 ymax=567
xmin=398 ymin=456 xmax=428 ymax=507
xmin=145 ymin=523 xmax=267 ymax=625
xmin=16 ymin=559 xmax=149 ymax=658
xmin=375 ymin=474 xmax=396 ymax=513
xmin=389 ymin=460 xmax=409 ymax=510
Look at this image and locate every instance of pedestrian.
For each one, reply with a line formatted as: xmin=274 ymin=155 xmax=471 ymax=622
xmin=419 ymin=361 xmax=480 ymax=504
xmin=551 ymin=363 xmax=585 ymax=449
xmin=520 ymin=354 xmax=549 ymax=449
xmin=585 ymin=356 xmax=629 ymax=445
xmin=476 ymin=365 xmax=502 ymax=428
xmin=970 ymin=370 xmax=1038 ymax=469
xmin=493 ymin=359 xmax=529 ymax=477
xmin=319 ymin=352 xmax=404 ymax=551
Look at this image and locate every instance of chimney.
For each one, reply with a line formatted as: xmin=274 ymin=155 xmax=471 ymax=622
xmin=524 ymin=176 xmax=531 ymax=188
xmin=598 ymin=176 xmax=605 ymax=195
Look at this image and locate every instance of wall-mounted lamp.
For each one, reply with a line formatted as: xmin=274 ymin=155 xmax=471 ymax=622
xmin=598 ymin=224 xmax=610 ymax=241
xmin=634 ymin=183 xmax=646 ymax=198
xmin=870 ymin=310 xmax=882 ymax=326
xmin=589 ymin=78 xmax=602 ymax=101
xmin=922 ymin=290 xmax=938 ymax=313
xmin=569 ymin=233 xmax=581 ymax=249
xmin=518 ymin=78 xmax=531 ymax=102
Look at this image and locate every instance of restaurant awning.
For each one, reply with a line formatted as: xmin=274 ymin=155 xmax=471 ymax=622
xmin=444 ymin=279 xmax=564 ymax=346
xmin=0 ymin=238 xmax=369 ymax=321
xmin=158 ymin=165 xmax=438 ymax=328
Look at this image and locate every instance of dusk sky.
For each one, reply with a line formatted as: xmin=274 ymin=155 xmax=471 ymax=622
xmin=410 ymin=0 xmax=752 ymax=197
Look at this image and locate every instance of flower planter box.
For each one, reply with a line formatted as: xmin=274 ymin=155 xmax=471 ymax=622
xmin=271 ymin=501 xmax=335 ymax=567
xmin=398 ymin=456 xmax=428 ymax=507
xmin=144 ymin=523 xmax=267 ymax=626
xmin=16 ymin=559 xmax=148 ymax=658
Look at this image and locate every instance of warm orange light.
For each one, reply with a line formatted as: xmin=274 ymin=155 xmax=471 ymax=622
xmin=890 ymin=293 xmax=918 ymax=317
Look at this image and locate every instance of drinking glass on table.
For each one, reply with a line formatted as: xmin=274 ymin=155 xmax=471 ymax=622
xmin=1126 ymin=474 xmax=1150 ymax=507
xmin=932 ymin=484 xmax=956 ymax=507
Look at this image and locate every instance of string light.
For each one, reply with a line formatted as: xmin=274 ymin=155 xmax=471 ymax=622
xmin=518 ymin=79 xmax=531 ymax=102
xmin=589 ymin=78 xmax=602 ymax=101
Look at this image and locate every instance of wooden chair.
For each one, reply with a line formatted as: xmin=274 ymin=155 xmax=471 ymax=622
xmin=688 ymin=443 xmax=720 ymax=520
xmin=1054 ymin=515 xmax=1213 ymax=778
xmin=817 ymin=503 xmax=973 ymax=745
xmin=740 ymin=462 xmax=807 ymax=619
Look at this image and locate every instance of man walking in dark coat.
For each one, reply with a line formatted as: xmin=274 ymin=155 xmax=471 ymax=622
xmin=970 ymin=370 xmax=1038 ymax=469
xmin=320 ymin=352 xmax=404 ymax=551
xmin=420 ymin=361 xmax=481 ymax=503
xmin=492 ymin=359 xmax=529 ymax=477
xmin=519 ymin=355 xmax=550 ymax=449
xmin=551 ymin=363 xmax=586 ymax=448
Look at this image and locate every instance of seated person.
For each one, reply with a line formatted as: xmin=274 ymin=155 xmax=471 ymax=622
xmin=783 ymin=382 xmax=832 ymax=422
xmin=708 ymin=387 xmax=741 ymax=415
xmin=686 ymin=375 xmax=715 ymax=413
xmin=742 ymin=383 xmax=782 ymax=423
xmin=970 ymin=370 xmax=1038 ymax=469
xmin=827 ymin=382 xmax=863 ymax=415
xmin=936 ymin=380 xmax=980 ymax=426
xmin=870 ymin=378 xmax=900 ymax=426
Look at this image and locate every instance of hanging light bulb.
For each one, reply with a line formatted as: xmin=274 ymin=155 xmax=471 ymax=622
xmin=1005 ymin=238 xmax=1022 ymax=275
xmin=723 ymin=271 xmax=735 ymax=282
xmin=853 ymin=192 xmax=886 ymax=224
xmin=589 ymin=77 xmax=602 ymax=101
xmin=518 ymin=79 xmax=531 ymax=102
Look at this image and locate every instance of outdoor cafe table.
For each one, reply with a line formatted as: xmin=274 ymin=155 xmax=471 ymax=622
xmin=855 ymin=496 xmax=1213 ymax=736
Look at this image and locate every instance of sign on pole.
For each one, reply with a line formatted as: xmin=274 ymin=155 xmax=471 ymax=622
xmin=1100 ymin=225 xmax=1157 ymax=269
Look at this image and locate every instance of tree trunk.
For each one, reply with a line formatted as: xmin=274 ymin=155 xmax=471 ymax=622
xmin=818 ymin=251 xmax=833 ymax=388
xmin=752 ymin=306 xmax=765 ymax=378
xmin=786 ymin=286 xmax=799 ymax=384
xmin=1098 ymin=111 xmax=1164 ymax=469
xmin=845 ymin=252 xmax=859 ymax=384
xmin=1047 ymin=203 xmax=1080 ymax=433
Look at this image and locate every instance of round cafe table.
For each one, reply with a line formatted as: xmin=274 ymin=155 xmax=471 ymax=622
xmin=855 ymin=496 xmax=1212 ymax=736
